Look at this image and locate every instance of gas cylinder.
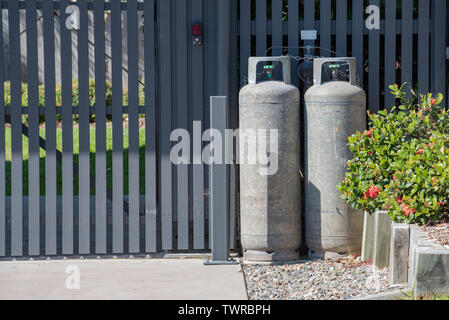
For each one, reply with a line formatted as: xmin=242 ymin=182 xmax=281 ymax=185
xmin=304 ymin=57 xmax=366 ymax=259
xmin=239 ymin=56 xmax=301 ymax=262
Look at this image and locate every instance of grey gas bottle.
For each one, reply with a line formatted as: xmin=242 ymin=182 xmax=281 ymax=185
xmin=239 ymin=56 xmax=301 ymax=262
xmin=304 ymin=57 xmax=366 ymax=259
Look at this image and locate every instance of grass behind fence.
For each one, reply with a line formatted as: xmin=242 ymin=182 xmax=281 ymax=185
xmin=5 ymin=126 xmax=146 ymax=196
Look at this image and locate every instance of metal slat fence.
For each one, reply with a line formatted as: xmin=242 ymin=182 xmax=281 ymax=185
xmin=0 ymin=0 xmax=447 ymax=259
xmin=0 ymin=0 xmax=233 ymax=258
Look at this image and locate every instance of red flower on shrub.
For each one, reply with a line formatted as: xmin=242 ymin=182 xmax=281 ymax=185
xmin=364 ymin=186 xmax=380 ymax=199
xmin=401 ymin=203 xmax=416 ymax=216
xmin=362 ymin=128 xmax=373 ymax=138
xmin=416 ymin=149 xmax=424 ymax=155
xmin=430 ymin=98 xmax=437 ymax=106
xmin=397 ymin=197 xmax=403 ymax=203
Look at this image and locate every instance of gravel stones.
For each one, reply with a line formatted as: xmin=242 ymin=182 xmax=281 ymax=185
xmin=420 ymin=223 xmax=449 ymax=248
xmin=243 ymin=256 xmax=405 ymax=300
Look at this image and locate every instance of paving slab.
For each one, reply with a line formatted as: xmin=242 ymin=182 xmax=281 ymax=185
xmin=0 ymin=259 xmax=247 ymax=300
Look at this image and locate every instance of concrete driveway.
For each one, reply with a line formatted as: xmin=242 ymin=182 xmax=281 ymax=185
xmin=0 ymin=258 xmax=247 ymax=300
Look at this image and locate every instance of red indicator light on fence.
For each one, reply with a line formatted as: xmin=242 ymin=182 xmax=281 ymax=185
xmin=192 ymin=24 xmax=202 ymax=36
xmin=192 ymin=24 xmax=202 ymax=46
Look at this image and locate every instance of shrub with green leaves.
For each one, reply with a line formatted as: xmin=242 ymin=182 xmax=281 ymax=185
xmin=338 ymin=84 xmax=449 ymax=224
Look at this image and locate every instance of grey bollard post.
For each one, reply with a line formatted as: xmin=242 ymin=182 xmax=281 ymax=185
xmin=204 ymin=96 xmax=237 ymax=265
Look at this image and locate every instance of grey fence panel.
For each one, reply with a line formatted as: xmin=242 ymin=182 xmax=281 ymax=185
xmin=9 ymin=0 xmax=22 ymax=256
xmin=336 ymin=0 xmax=347 ymax=57
xmin=192 ymin=0 xmax=205 ymax=250
xmin=158 ymin=0 xmax=173 ymax=251
xmin=77 ymin=0 xmax=90 ymax=255
xmin=127 ymin=0 xmax=140 ymax=254
xmin=402 ymin=0 xmax=413 ymax=98
xmin=111 ymin=0 xmax=124 ymax=254
xmin=61 ymin=0 xmax=74 ymax=255
xmin=320 ymin=0 xmax=331 ymax=58
xmin=385 ymin=0 xmax=397 ymax=110
xmin=26 ymin=0 xmax=40 ymax=256
xmin=43 ymin=0 xmax=57 ymax=256
xmin=94 ymin=0 xmax=107 ymax=254
xmin=431 ymin=0 xmax=447 ymax=104
xmin=0 ymin=7 xmax=4 ymax=257
xmin=418 ymin=0 xmax=430 ymax=97
xmin=288 ymin=0 xmax=299 ymax=87
xmin=368 ymin=0 xmax=380 ymax=113
xmin=175 ymin=0 xmax=189 ymax=250
xmin=144 ymin=0 xmax=157 ymax=254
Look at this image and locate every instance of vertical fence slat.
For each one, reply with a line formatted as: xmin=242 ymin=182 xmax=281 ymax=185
xmin=205 ymin=0 xmax=218 ymax=250
xmin=0 ymin=7 xmax=4 ymax=257
xmin=175 ymin=0 xmax=189 ymax=250
xmin=229 ymin=0 xmax=238 ymax=250
xmin=78 ymin=0 xmax=90 ymax=255
xmin=256 ymin=0 xmax=267 ymax=57
xmin=402 ymin=0 xmax=413 ymax=97
xmin=352 ymin=0 xmax=364 ymax=85
xmin=192 ymin=0 xmax=205 ymax=250
xmin=127 ymin=0 xmax=140 ymax=253
xmin=271 ymin=0 xmax=282 ymax=57
xmin=271 ymin=0 xmax=282 ymax=81
xmin=94 ymin=0 xmax=107 ymax=254
xmin=336 ymin=0 xmax=347 ymax=57
xmin=418 ymin=0 xmax=430 ymax=96
xmin=9 ymin=0 xmax=22 ymax=256
xmin=304 ymin=0 xmax=315 ymax=50
xmin=43 ymin=0 xmax=57 ymax=255
xmin=144 ymin=0 xmax=157 ymax=253
xmin=320 ymin=0 xmax=331 ymax=57
xmin=239 ymin=0 xmax=250 ymax=85
xmin=288 ymin=0 xmax=298 ymax=87
xmin=111 ymin=0 xmax=123 ymax=254
xmin=368 ymin=0 xmax=380 ymax=113
xmin=158 ymin=0 xmax=173 ymax=251
xmin=385 ymin=0 xmax=397 ymax=109
xmin=61 ymin=0 xmax=74 ymax=255
xmin=26 ymin=0 xmax=40 ymax=256
xmin=431 ymin=0 xmax=447 ymax=104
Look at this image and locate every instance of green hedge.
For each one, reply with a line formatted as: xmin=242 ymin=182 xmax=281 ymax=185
xmin=4 ymin=79 xmax=145 ymax=109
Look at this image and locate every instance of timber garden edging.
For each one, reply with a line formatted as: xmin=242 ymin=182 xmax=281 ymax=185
xmin=362 ymin=210 xmax=449 ymax=298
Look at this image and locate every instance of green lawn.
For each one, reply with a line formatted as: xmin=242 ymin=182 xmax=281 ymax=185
xmin=5 ymin=126 xmax=147 ymax=196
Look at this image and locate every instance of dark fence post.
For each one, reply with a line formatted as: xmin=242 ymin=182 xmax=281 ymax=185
xmin=205 ymin=96 xmax=236 ymax=265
